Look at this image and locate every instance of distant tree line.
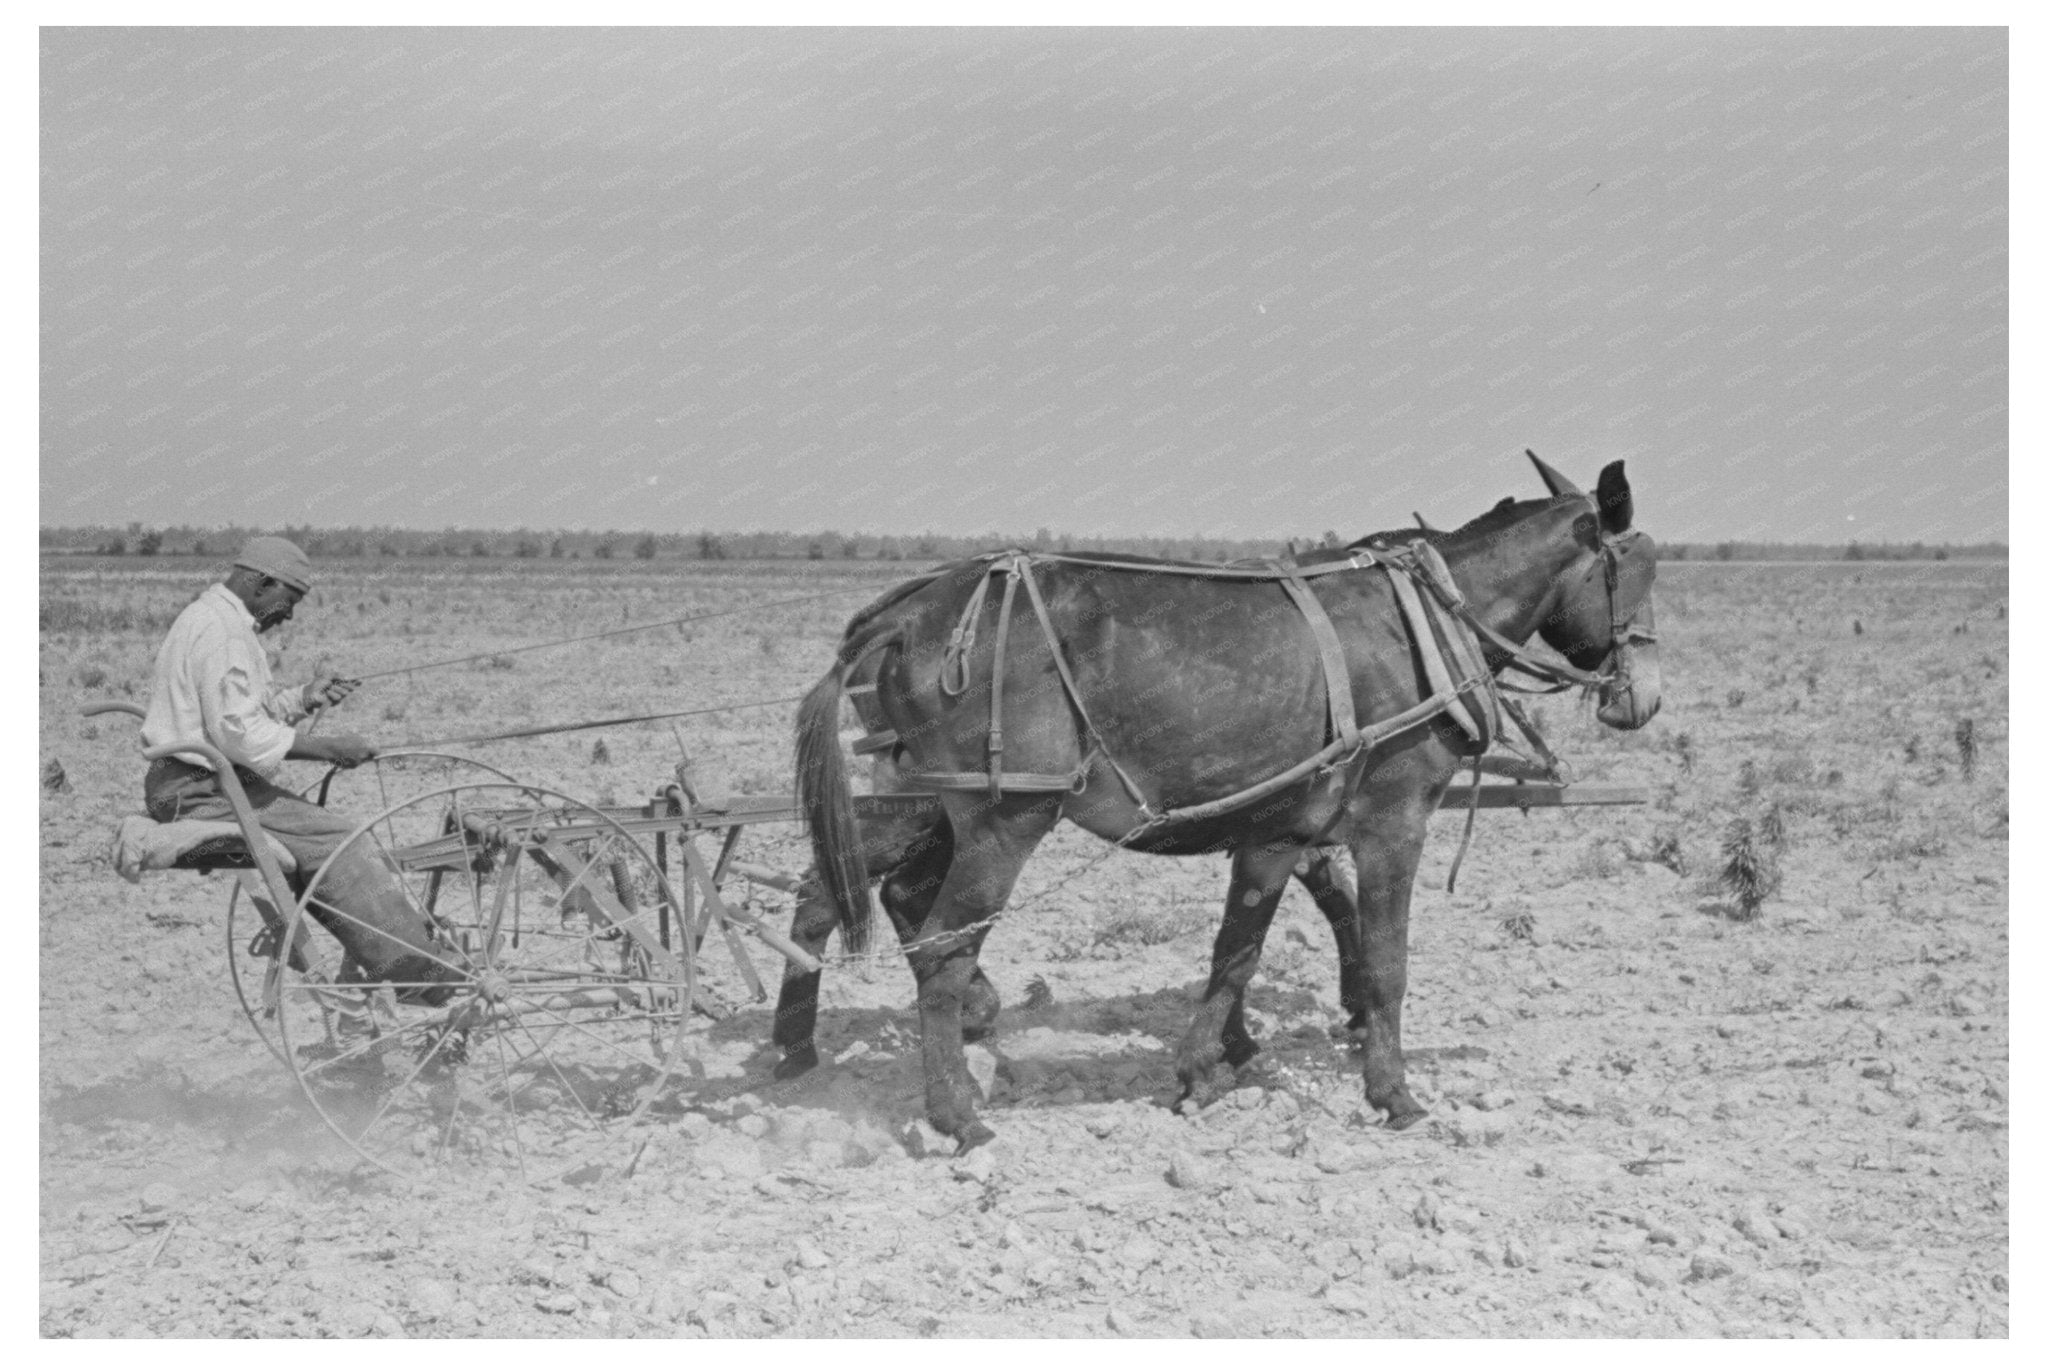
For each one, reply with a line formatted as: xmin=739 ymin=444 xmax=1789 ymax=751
xmin=39 ymin=523 xmax=2006 ymax=565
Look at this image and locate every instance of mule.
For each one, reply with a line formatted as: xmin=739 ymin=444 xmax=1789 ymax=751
xmin=772 ymin=525 xmax=1450 ymax=1081
xmin=771 ymin=658 xmax=1370 ymax=1081
xmin=796 ymin=454 xmax=1660 ymax=1149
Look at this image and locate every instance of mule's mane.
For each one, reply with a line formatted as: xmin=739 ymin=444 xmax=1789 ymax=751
xmin=1441 ymin=495 xmax=1565 ymax=543
xmin=1346 ymin=494 xmax=1573 ymax=555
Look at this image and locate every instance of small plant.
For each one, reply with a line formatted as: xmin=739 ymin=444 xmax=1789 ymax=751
xmin=1737 ymin=759 xmax=1761 ymax=796
xmin=1499 ymin=908 xmax=1537 ymax=942
xmin=1022 ymin=975 xmax=1054 ymax=1010
xmin=1570 ymin=841 xmax=1621 ymax=881
xmin=1674 ymin=731 xmax=1695 ymax=775
xmin=41 ymin=759 xmax=69 ymax=795
xmin=1726 ymin=688 xmax=1746 ymax=709
xmin=1955 ymin=718 xmax=1977 ymax=780
xmin=1903 ymin=736 xmax=1921 ymax=764
xmin=1852 ymin=619 xmax=1864 ymax=636
xmin=1718 ymin=816 xmax=1782 ymax=922
xmin=1648 ymin=831 xmax=1688 ymax=876
xmin=1767 ymin=751 xmax=1816 ymax=786
xmin=1092 ymin=896 xmax=1202 ymax=949
xmin=590 ymin=738 xmax=611 ymax=765
xmin=1758 ymin=801 xmax=1787 ymax=851
xmin=75 ymin=665 xmax=108 ymax=690
xmin=1803 ymin=666 xmax=1822 ymax=695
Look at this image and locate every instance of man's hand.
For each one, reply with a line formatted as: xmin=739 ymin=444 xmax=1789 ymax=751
xmin=301 ymin=676 xmax=361 ymax=711
xmin=290 ymin=733 xmax=379 ymax=769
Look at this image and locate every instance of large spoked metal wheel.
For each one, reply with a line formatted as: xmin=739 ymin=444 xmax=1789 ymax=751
xmin=273 ymin=782 xmax=692 ymax=1182
xmin=226 ymin=752 xmax=524 ymax=1068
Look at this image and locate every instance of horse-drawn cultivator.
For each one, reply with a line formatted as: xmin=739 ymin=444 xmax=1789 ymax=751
xmin=89 ymin=700 xmax=1641 ymax=1183
xmin=84 ymin=454 xmax=1661 ymax=1182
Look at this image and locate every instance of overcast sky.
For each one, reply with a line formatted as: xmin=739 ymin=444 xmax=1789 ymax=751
xmin=39 ymin=26 xmax=2006 ymax=543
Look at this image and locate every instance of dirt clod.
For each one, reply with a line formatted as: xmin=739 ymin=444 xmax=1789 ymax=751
xmin=1687 ymin=1251 xmax=1738 ymax=1283
xmin=39 ymin=555 xmax=2009 ymax=1338
xmin=1165 ymin=1150 xmax=1208 ymax=1190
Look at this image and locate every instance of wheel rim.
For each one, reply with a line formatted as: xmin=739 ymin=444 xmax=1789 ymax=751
xmin=230 ymin=752 xmax=529 ymax=1069
xmin=279 ymin=782 xmax=693 ymax=1182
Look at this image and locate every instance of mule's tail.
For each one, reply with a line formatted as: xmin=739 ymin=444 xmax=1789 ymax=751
xmin=796 ymin=664 xmax=875 ymax=957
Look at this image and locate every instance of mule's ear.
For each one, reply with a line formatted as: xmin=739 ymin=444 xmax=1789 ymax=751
xmin=1526 ymin=448 xmax=1585 ymax=499
xmin=1595 ymin=460 xmax=1633 ymax=534
xmin=1412 ymin=511 xmax=1438 ymax=533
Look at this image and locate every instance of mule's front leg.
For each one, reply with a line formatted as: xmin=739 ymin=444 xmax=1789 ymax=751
xmin=1176 ymin=843 xmax=1297 ymax=1107
xmin=1349 ymin=814 xmax=1431 ymax=1129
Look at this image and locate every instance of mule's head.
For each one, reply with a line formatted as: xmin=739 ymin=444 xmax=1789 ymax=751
xmin=1530 ymin=455 xmax=1662 ymax=730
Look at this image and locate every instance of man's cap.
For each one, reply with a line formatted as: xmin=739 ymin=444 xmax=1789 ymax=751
xmin=233 ymin=536 xmax=313 ymax=592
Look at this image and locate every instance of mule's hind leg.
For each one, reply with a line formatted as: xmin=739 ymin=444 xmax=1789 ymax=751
xmin=909 ymin=792 xmax=1059 ymax=1150
xmin=1211 ymin=847 xmax=1364 ymax=1063
xmin=880 ymin=822 xmax=1002 ymax=1042
xmin=1296 ymin=848 xmax=1370 ymax=1039
xmin=960 ymin=969 xmax=1002 ymax=1043
xmin=771 ymin=872 xmax=843 ymax=1080
xmin=770 ymin=874 xmax=938 ymax=1081
xmin=1176 ymin=842 xmax=1300 ymax=1109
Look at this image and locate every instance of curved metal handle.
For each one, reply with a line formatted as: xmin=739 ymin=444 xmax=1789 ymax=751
xmin=80 ymin=699 xmax=301 ymax=927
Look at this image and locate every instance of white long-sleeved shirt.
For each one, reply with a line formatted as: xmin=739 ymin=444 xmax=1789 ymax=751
xmin=140 ymin=583 xmax=309 ymax=778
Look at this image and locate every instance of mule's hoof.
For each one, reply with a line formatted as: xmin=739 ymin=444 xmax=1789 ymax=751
xmin=1174 ymin=1073 xmax=1226 ymax=1114
xmin=772 ymin=1046 xmax=818 ymax=1081
xmin=956 ymin=1121 xmax=997 ymax=1153
xmin=961 ymin=1019 xmax=998 ymax=1044
xmin=1383 ymin=1106 xmax=1429 ymax=1132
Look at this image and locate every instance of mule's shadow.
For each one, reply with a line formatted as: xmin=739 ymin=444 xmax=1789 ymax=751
xmin=666 ymin=976 xmax=1350 ymax=1119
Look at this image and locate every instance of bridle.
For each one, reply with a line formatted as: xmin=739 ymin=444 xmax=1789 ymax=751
xmin=1418 ymin=524 xmax=1656 ymax=699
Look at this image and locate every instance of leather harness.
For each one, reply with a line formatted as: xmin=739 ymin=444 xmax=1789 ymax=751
xmin=851 ymin=542 xmax=1517 ymax=832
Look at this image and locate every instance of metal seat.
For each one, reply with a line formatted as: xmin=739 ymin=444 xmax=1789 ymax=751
xmin=110 ymin=813 xmax=299 ymax=884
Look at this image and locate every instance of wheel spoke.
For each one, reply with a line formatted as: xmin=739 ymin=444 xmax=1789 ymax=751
xmin=521 ymin=997 xmax=668 ymax=1074
xmin=355 ymin=1018 xmax=462 ymax=1139
xmin=277 ymin=780 xmax=684 ymax=1182
xmin=507 ymin=1012 xmax=603 ymax=1125
xmin=489 ymin=1026 xmax=528 ymax=1179
xmin=285 ymin=895 xmax=480 ymax=987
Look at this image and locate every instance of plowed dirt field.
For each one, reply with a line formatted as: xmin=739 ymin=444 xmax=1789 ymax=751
xmin=39 ymin=554 xmax=2008 ymax=1337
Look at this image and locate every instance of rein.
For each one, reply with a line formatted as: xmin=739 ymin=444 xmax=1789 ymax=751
xmin=871 ymin=516 xmax=1650 ymax=886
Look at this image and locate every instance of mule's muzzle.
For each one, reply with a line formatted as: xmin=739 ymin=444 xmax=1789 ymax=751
xmin=1596 ymin=641 xmax=1662 ymax=729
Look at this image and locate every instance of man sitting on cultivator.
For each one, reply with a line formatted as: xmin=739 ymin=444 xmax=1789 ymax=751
xmin=139 ymin=535 xmax=461 ymax=1003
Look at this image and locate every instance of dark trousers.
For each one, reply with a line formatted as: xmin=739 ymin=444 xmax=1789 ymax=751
xmin=145 ymin=758 xmax=455 ymax=989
